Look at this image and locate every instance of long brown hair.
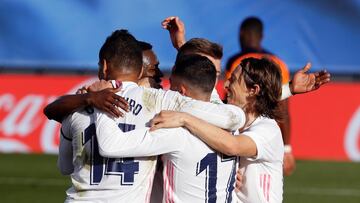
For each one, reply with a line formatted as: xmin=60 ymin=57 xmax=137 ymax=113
xmin=241 ymin=57 xmax=282 ymax=120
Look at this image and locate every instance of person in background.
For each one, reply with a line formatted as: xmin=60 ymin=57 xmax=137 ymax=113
xmin=226 ymin=16 xmax=295 ymax=176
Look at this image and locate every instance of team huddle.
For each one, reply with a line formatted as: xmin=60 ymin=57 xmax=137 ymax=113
xmin=44 ymin=17 xmax=330 ymax=203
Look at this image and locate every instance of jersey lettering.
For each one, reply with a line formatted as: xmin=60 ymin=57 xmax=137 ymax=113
xmin=196 ymin=153 xmax=237 ymax=203
xmin=125 ymin=97 xmax=143 ymax=116
xmin=83 ymin=123 xmax=139 ymax=186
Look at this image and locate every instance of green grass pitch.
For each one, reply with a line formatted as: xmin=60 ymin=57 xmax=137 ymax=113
xmin=0 ymin=154 xmax=359 ymax=203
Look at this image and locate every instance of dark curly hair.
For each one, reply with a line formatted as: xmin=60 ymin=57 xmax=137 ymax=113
xmin=240 ymin=57 xmax=282 ymax=120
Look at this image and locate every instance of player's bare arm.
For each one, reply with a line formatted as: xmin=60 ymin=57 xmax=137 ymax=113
xmin=151 ymin=111 xmax=258 ymax=157
xmin=43 ymin=82 xmax=128 ymax=122
xmin=162 ymin=16 xmax=186 ymax=50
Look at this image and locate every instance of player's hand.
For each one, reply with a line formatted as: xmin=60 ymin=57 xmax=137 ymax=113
xmin=290 ymin=63 xmax=331 ymax=94
xmin=150 ymin=110 xmax=187 ymax=131
xmin=161 ymin=16 xmax=186 ymax=50
xmin=235 ymin=168 xmax=243 ymax=192
xmin=283 ymin=152 xmax=296 ymax=176
xmin=76 ymin=86 xmax=89 ymax=94
xmin=88 ymin=88 xmax=129 ymax=118
xmin=88 ymin=80 xmax=113 ymax=92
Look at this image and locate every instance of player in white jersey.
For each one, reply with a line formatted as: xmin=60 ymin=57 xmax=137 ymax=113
xmin=57 ymin=31 xmax=245 ymax=202
xmin=92 ymin=54 xmax=241 ymax=202
xmin=148 ymin=58 xmax=331 ymax=203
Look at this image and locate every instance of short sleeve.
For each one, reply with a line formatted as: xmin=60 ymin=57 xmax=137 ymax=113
xmin=61 ymin=115 xmax=73 ymax=141
xmin=242 ymin=118 xmax=283 ymax=162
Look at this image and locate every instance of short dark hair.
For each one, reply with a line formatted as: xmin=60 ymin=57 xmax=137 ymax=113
xmin=99 ymin=29 xmax=142 ymax=74
xmin=173 ymin=54 xmax=216 ymax=94
xmin=138 ymin=41 xmax=153 ymax=51
xmin=241 ymin=57 xmax=282 ymax=120
xmin=240 ymin=17 xmax=263 ymax=35
xmin=176 ymin=38 xmax=223 ymax=61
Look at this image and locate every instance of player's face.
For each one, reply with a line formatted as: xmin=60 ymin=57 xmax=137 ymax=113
xmin=225 ymin=66 xmax=249 ymax=108
xmin=142 ymin=50 xmax=163 ymax=84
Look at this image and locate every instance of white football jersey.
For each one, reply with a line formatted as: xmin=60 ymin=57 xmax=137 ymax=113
xmin=59 ymin=81 xmax=245 ymax=203
xmin=93 ymin=115 xmax=241 ymax=203
xmin=233 ymin=117 xmax=284 ymax=203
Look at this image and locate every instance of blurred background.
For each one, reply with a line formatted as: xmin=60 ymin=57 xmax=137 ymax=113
xmin=0 ymin=0 xmax=359 ymax=202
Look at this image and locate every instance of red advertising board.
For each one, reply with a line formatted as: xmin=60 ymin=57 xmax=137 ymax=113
xmin=0 ymin=74 xmax=359 ymax=161
xmin=0 ymin=74 xmax=97 ymax=154
xmin=289 ymin=83 xmax=360 ymax=161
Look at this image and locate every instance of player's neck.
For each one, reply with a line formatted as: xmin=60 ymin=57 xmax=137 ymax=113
xmin=186 ymin=91 xmax=211 ymax=102
xmin=238 ymin=112 xmax=257 ymax=132
xmin=242 ymin=43 xmax=262 ymax=52
xmin=113 ymin=74 xmax=139 ymax=84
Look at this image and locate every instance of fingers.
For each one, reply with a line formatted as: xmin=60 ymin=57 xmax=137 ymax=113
xmin=91 ymin=88 xmax=129 ymax=118
xmin=314 ymin=70 xmax=331 ymax=89
xmin=161 ymin=16 xmax=177 ymax=29
xmin=150 ymin=114 xmax=167 ymax=131
xmin=283 ymin=153 xmax=296 ymax=176
xmin=104 ymin=90 xmax=129 ymax=113
xmin=150 ymin=122 xmax=165 ymax=132
xmin=150 ymin=113 xmax=163 ymax=127
xmin=235 ymin=169 xmax=243 ymax=191
xmin=112 ymin=94 xmax=129 ymax=112
xmin=103 ymin=101 xmax=123 ymax=118
xmin=76 ymin=86 xmax=88 ymax=94
xmin=300 ymin=62 xmax=312 ymax=73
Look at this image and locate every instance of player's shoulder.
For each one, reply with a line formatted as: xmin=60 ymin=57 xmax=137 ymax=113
xmin=250 ymin=116 xmax=281 ymax=134
xmin=66 ymin=107 xmax=94 ymax=127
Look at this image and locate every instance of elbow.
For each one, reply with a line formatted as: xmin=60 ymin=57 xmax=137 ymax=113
xmin=43 ymin=105 xmax=52 ymax=120
xmin=97 ymin=136 xmax=113 ymax=157
xmin=43 ymin=105 xmax=61 ymax=122
xmin=98 ymin=145 xmax=117 ymax=158
xmin=59 ymin=168 xmax=73 ymax=176
xmin=98 ymin=146 xmax=111 ymax=157
xmin=57 ymin=162 xmax=73 ymax=175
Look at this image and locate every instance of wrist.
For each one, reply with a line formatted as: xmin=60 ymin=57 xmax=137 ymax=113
xmin=84 ymin=92 xmax=94 ymax=106
xmin=182 ymin=113 xmax=192 ymax=127
xmin=281 ymin=83 xmax=293 ymax=100
xmin=284 ymin=144 xmax=292 ymax=153
xmin=289 ymin=80 xmax=295 ymax=95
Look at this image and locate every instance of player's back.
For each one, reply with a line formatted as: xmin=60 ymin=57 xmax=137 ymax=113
xmin=64 ymin=81 xmax=173 ymax=202
xmin=161 ymin=128 xmax=237 ymax=203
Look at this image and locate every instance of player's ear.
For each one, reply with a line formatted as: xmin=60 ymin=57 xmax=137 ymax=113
xmin=102 ymin=59 xmax=109 ymax=80
xmin=179 ymin=84 xmax=187 ymax=96
xmin=137 ymin=66 xmax=144 ymax=80
xmin=249 ymin=84 xmax=260 ymax=96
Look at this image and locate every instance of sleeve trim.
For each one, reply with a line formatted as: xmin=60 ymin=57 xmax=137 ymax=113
xmin=61 ymin=128 xmax=72 ymax=141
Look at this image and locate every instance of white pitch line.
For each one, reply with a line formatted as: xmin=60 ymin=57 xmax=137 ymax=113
xmin=0 ymin=176 xmax=69 ymax=186
xmin=286 ymin=187 xmax=360 ymax=197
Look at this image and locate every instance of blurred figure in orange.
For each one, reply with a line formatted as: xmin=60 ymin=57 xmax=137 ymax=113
xmin=226 ymin=17 xmax=295 ymax=176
